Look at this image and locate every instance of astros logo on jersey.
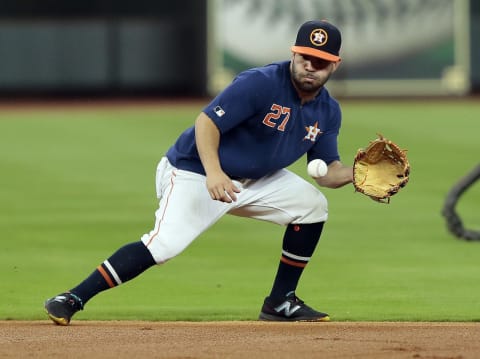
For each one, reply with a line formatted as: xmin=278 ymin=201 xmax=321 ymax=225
xmin=304 ymin=122 xmax=322 ymax=142
xmin=310 ymin=29 xmax=328 ymax=47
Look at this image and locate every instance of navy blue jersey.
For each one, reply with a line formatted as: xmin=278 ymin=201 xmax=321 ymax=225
xmin=166 ymin=61 xmax=342 ymax=179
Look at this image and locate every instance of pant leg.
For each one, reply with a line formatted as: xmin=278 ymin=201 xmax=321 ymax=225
xmin=141 ymin=158 xmax=231 ymax=263
xmin=228 ymin=169 xmax=328 ymax=225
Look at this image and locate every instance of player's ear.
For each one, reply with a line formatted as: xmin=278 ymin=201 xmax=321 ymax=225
xmin=331 ymin=60 xmax=341 ymax=72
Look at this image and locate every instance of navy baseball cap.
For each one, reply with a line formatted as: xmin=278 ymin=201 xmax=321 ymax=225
xmin=291 ymin=20 xmax=342 ymax=62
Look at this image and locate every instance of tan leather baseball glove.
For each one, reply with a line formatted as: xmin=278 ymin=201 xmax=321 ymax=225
xmin=353 ymin=134 xmax=410 ymax=203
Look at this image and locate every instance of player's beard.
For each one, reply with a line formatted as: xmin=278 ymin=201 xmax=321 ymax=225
xmin=290 ymin=65 xmax=331 ymax=94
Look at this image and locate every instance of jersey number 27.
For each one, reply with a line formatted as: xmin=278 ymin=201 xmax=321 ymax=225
xmin=262 ymin=104 xmax=291 ymax=132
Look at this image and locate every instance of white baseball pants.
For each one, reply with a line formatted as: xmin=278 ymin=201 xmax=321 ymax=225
xmin=141 ymin=157 xmax=328 ymax=263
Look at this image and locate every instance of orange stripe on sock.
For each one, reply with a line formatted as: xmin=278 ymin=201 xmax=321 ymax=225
xmin=280 ymin=257 xmax=307 ymax=268
xmin=97 ymin=265 xmax=116 ymax=288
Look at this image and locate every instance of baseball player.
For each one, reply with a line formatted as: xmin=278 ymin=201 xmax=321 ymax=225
xmin=45 ymin=19 xmax=353 ymax=325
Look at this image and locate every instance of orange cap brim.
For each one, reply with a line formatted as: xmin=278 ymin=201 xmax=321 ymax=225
xmin=291 ymin=46 xmax=341 ymax=62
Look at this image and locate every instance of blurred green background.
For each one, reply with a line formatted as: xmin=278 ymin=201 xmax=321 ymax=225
xmin=1 ymin=100 xmax=479 ymax=322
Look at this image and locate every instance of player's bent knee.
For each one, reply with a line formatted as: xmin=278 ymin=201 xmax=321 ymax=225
xmin=140 ymin=234 xmax=191 ymax=264
xmin=295 ymin=189 xmax=328 ymax=224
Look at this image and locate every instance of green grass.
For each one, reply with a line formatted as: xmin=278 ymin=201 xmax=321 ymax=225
xmin=1 ymin=100 xmax=479 ymax=322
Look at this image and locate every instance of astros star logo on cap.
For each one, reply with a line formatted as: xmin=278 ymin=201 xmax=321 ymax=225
xmin=310 ymin=29 xmax=328 ymax=47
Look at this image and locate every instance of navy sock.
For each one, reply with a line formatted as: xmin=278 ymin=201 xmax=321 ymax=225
xmin=70 ymin=241 xmax=156 ymax=305
xmin=269 ymin=222 xmax=324 ymax=300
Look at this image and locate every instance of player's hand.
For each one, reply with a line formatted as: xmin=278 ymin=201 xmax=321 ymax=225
xmin=314 ymin=160 xmax=353 ymax=189
xmin=205 ymin=171 xmax=241 ymax=203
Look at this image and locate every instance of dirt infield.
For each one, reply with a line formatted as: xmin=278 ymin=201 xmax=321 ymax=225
xmin=2 ymin=321 xmax=479 ymax=358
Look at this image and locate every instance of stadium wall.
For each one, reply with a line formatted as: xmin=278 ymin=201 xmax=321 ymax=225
xmin=0 ymin=0 xmax=477 ymax=97
xmin=0 ymin=0 xmax=208 ymax=97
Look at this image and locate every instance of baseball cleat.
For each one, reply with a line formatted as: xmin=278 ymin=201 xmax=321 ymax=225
xmin=44 ymin=292 xmax=83 ymax=326
xmin=258 ymin=291 xmax=330 ymax=322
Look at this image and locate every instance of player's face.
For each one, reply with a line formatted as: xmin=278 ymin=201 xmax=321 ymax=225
xmin=290 ymin=53 xmax=338 ymax=94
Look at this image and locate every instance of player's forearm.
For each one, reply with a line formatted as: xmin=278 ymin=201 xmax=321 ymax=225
xmin=315 ymin=161 xmax=353 ymax=188
xmin=194 ymin=112 xmax=224 ymax=175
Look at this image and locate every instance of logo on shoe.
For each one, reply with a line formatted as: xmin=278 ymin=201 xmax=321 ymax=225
xmin=274 ymin=301 xmax=301 ymax=317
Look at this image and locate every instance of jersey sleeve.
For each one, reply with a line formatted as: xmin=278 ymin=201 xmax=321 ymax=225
xmin=307 ymin=102 xmax=342 ymax=165
xmin=202 ymin=69 xmax=273 ymax=133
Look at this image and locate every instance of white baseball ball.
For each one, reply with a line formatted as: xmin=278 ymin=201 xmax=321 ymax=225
xmin=307 ymin=159 xmax=328 ymax=178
